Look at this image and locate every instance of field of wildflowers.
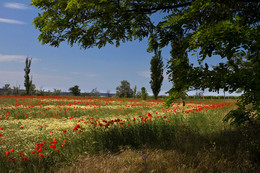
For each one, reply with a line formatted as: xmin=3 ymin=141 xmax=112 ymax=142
xmin=0 ymin=96 xmax=259 ymax=172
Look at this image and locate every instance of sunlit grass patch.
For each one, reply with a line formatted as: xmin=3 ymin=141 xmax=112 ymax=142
xmin=0 ymin=96 xmax=258 ymax=172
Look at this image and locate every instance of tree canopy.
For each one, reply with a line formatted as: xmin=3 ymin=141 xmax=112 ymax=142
xmin=32 ymin=0 xmax=259 ymax=125
xmin=69 ymin=85 xmax=81 ymax=96
xmin=116 ymin=80 xmax=133 ymax=98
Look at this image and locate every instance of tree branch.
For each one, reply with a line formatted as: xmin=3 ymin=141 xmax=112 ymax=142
xmin=122 ymin=2 xmax=192 ymax=14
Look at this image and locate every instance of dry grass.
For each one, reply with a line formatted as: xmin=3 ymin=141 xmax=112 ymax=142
xmin=54 ymin=147 xmax=259 ymax=173
xmin=55 ymin=149 xmax=191 ymax=173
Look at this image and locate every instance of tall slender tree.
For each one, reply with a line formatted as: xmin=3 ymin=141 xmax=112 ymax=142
xmin=133 ymin=85 xmax=137 ymax=98
xmin=141 ymin=87 xmax=148 ymax=100
xmin=150 ymin=49 xmax=164 ymax=100
xmin=24 ymin=57 xmax=33 ymax=95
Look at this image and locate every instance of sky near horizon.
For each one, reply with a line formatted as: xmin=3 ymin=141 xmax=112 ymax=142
xmin=0 ymin=1 xmax=240 ymax=96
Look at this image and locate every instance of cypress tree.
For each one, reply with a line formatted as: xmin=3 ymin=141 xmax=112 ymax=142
xmin=150 ymin=49 xmax=164 ymax=100
xmin=24 ymin=57 xmax=32 ymax=95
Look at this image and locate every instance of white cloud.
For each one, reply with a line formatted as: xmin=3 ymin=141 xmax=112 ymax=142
xmin=70 ymin=72 xmax=81 ymax=75
xmin=0 ymin=70 xmax=71 ymax=89
xmin=4 ymin=3 xmax=30 ymax=10
xmin=84 ymin=73 xmax=98 ymax=77
xmin=69 ymin=72 xmax=98 ymax=77
xmin=0 ymin=54 xmax=26 ymax=62
xmin=138 ymin=71 xmax=150 ymax=78
xmin=0 ymin=54 xmax=39 ymax=62
xmin=42 ymin=67 xmax=58 ymax=72
xmin=138 ymin=71 xmax=169 ymax=78
xmin=32 ymin=73 xmax=71 ymax=82
xmin=0 ymin=71 xmax=24 ymax=87
xmin=0 ymin=18 xmax=25 ymax=24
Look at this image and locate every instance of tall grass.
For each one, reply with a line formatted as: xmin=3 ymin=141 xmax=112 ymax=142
xmin=0 ymin=96 xmax=259 ymax=172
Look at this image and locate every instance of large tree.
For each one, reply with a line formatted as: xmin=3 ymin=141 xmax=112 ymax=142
xmin=31 ymin=0 xmax=259 ymax=125
xmin=116 ymin=80 xmax=133 ymax=98
xmin=150 ymin=48 xmax=164 ymax=100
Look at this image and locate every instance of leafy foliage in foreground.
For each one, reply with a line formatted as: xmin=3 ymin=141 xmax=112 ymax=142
xmin=31 ymin=0 xmax=259 ymax=125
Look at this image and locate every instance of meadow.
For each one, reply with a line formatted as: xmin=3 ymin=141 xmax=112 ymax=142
xmin=0 ymin=95 xmax=259 ymax=173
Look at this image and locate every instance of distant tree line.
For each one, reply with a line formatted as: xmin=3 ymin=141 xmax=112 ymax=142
xmin=1 ymin=57 xmax=236 ymax=100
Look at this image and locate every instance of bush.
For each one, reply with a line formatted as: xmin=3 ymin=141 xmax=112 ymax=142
xmin=141 ymin=87 xmax=148 ymax=100
xmin=69 ymin=85 xmax=81 ymax=96
xmin=116 ymin=80 xmax=133 ymax=98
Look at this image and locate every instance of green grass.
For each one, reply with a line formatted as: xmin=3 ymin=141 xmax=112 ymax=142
xmin=0 ymin=96 xmax=259 ymax=172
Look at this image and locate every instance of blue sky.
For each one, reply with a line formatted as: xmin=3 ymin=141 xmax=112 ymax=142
xmin=0 ymin=1 xmax=240 ymax=96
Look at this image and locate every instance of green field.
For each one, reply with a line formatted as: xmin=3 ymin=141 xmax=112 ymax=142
xmin=0 ymin=96 xmax=259 ymax=172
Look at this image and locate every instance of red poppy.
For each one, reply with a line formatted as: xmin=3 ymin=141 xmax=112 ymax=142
xmin=37 ymin=148 xmax=42 ymax=153
xmin=73 ymin=124 xmax=80 ymax=131
xmin=24 ymin=156 xmax=29 ymax=161
xmin=19 ymin=152 xmax=23 ymax=156
xmin=21 ymin=156 xmax=28 ymax=162
xmin=49 ymin=144 xmax=56 ymax=149
xmin=39 ymin=153 xmax=44 ymax=157
xmin=20 ymin=126 xmax=24 ymax=129
xmin=36 ymin=143 xmax=41 ymax=148
xmin=6 ymin=151 xmax=10 ymax=157
xmin=10 ymin=148 xmax=14 ymax=152
xmin=53 ymin=138 xmax=57 ymax=143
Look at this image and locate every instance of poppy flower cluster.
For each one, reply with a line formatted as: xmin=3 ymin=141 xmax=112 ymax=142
xmin=0 ymin=95 xmax=234 ymax=165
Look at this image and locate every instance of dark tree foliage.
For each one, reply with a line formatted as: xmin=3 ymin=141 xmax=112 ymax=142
xmin=141 ymin=87 xmax=148 ymax=100
xmin=31 ymin=0 xmax=260 ymax=125
xmin=150 ymin=49 xmax=164 ymax=100
xmin=165 ymin=29 xmax=190 ymax=103
xmin=116 ymin=80 xmax=133 ymax=98
xmin=24 ymin=57 xmax=33 ymax=95
xmin=69 ymin=85 xmax=81 ymax=96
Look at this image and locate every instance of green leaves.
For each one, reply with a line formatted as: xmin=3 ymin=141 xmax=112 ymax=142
xmin=69 ymin=85 xmax=81 ymax=96
xmin=150 ymin=49 xmax=164 ymax=100
xmin=31 ymin=0 xmax=260 ymax=125
xmin=31 ymin=0 xmax=158 ymax=49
